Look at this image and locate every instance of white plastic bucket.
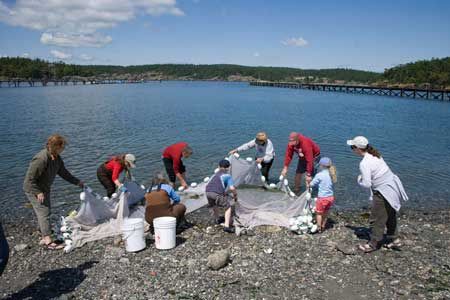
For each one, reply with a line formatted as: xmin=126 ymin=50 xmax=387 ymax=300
xmin=153 ymin=216 xmax=177 ymax=250
xmin=122 ymin=218 xmax=146 ymax=252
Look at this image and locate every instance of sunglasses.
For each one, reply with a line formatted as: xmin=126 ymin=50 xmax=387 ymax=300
xmin=350 ymin=145 xmax=357 ymax=150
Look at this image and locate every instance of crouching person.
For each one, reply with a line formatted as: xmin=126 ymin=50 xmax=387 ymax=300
xmin=206 ymin=159 xmax=238 ymax=234
xmin=145 ymin=173 xmax=187 ymax=232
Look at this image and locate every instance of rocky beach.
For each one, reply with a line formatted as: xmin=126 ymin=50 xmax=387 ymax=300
xmin=0 ymin=207 xmax=449 ymax=300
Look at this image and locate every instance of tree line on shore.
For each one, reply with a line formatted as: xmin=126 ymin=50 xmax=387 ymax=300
xmin=0 ymin=56 xmax=448 ymax=89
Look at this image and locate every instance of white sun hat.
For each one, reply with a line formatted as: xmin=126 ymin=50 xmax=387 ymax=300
xmin=346 ymin=136 xmax=369 ymax=149
xmin=125 ymin=153 xmax=136 ymax=168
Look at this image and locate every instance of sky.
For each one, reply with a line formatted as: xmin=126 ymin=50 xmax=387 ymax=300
xmin=0 ymin=0 xmax=449 ymax=72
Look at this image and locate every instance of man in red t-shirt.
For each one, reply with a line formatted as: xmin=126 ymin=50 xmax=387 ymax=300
xmin=162 ymin=142 xmax=193 ymax=189
xmin=281 ymin=132 xmax=320 ymax=193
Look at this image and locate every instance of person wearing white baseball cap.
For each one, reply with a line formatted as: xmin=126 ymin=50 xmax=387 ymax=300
xmin=346 ymin=136 xmax=369 ymax=149
xmin=97 ymin=153 xmax=136 ymax=197
xmin=347 ymin=136 xmax=408 ymax=253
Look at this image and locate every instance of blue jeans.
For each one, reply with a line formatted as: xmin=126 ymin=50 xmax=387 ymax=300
xmin=0 ymin=222 xmax=9 ymax=276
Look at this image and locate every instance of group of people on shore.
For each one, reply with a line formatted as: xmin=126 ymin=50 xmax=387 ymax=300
xmin=0 ymin=131 xmax=408 ymax=263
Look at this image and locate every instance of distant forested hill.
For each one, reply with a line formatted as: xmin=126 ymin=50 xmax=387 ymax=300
xmin=383 ymin=57 xmax=450 ymax=89
xmin=2 ymin=56 xmax=449 ymax=88
xmin=0 ymin=57 xmax=380 ymax=83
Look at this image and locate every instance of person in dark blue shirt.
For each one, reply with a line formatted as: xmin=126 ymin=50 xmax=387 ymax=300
xmin=206 ymin=159 xmax=238 ymax=233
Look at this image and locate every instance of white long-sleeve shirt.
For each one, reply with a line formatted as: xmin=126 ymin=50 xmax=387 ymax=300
xmin=358 ymin=152 xmax=408 ymax=211
xmin=236 ymin=139 xmax=275 ymax=163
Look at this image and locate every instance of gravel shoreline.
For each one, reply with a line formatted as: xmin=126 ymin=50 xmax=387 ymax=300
xmin=1 ymin=208 xmax=449 ymax=300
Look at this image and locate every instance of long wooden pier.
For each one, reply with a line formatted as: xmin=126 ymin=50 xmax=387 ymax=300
xmin=0 ymin=79 xmax=147 ymax=88
xmin=250 ymin=81 xmax=450 ymax=101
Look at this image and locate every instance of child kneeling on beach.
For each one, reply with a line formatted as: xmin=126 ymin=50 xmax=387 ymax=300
xmin=205 ymin=159 xmax=238 ymax=233
xmin=308 ymin=157 xmax=337 ymax=233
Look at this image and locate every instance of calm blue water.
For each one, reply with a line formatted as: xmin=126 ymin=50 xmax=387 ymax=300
xmin=1 ymin=81 xmax=449 ymax=218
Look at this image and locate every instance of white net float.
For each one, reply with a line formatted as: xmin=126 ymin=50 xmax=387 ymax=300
xmin=233 ymin=152 xmax=240 ymax=158
xmin=246 ymin=157 xmax=253 ymax=162
xmin=283 ymin=179 xmax=289 ymax=186
xmin=257 ymin=163 xmax=262 ymax=169
xmin=190 ymin=182 xmax=197 ymax=188
xmin=261 ymin=176 xmax=266 ymax=182
xmin=203 ymin=177 xmax=210 ymax=182
xmin=269 ymin=183 xmax=277 ymax=188
xmin=305 ymin=192 xmax=312 ymax=201
xmin=178 ymin=186 xmax=185 ymax=192
xmin=111 ymin=193 xmax=118 ymax=199
xmin=79 ymin=192 xmax=86 ymax=201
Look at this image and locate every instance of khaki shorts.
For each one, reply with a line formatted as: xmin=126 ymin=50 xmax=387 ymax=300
xmin=206 ymin=192 xmax=233 ymax=209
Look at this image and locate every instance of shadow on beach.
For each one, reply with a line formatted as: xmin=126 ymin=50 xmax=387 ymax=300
xmin=4 ymin=261 xmax=98 ymax=300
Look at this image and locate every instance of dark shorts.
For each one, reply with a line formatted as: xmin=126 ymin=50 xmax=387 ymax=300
xmin=296 ymin=155 xmax=321 ymax=175
xmin=206 ymin=192 xmax=233 ymax=209
xmin=163 ymin=158 xmax=186 ymax=183
xmin=97 ymin=164 xmax=115 ymax=197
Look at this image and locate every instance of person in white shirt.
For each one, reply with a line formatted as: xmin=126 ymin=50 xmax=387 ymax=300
xmin=229 ymin=132 xmax=275 ymax=180
xmin=347 ymin=136 xmax=408 ymax=253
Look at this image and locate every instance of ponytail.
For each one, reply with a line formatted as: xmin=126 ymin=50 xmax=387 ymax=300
xmin=366 ymin=144 xmax=381 ymax=159
xmin=329 ymin=165 xmax=337 ymax=183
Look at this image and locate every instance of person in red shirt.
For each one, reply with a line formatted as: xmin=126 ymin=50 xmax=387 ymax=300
xmin=97 ymin=154 xmax=136 ymax=197
xmin=281 ymin=132 xmax=321 ymax=193
xmin=162 ymin=142 xmax=193 ymax=190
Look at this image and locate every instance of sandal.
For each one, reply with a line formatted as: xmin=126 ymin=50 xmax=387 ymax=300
xmin=358 ymin=242 xmax=378 ymax=253
xmin=41 ymin=240 xmax=64 ymax=250
xmin=384 ymin=238 xmax=402 ymax=250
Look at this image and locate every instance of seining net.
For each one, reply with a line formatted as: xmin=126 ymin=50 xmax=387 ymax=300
xmin=62 ymin=155 xmax=309 ymax=250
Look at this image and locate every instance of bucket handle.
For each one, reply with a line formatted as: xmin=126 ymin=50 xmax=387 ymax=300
xmin=122 ymin=225 xmax=142 ymax=241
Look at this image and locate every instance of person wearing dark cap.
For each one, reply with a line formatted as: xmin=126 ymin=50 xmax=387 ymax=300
xmin=229 ymin=131 xmax=275 ymax=180
xmin=205 ymin=159 xmax=238 ymax=233
xmin=281 ymin=132 xmax=321 ymax=194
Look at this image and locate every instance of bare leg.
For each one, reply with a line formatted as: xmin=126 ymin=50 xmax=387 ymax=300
xmin=316 ymin=213 xmax=323 ymax=232
xmin=294 ymin=173 xmax=303 ymax=194
xmin=224 ymin=208 xmax=232 ymax=227
xmin=321 ymin=211 xmax=328 ymax=231
xmin=211 ymin=207 xmax=220 ymax=220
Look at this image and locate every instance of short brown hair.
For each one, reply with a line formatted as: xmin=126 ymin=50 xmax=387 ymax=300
xmin=182 ymin=146 xmax=193 ymax=156
xmin=46 ymin=134 xmax=66 ymax=156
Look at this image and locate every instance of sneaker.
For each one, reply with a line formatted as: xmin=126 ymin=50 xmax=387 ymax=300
xmin=215 ymin=216 xmax=225 ymax=225
xmin=223 ymin=226 xmax=235 ymax=234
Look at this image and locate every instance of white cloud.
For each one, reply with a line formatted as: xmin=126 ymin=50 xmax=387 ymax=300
xmin=41 ymin=32 xmax=112 ymax=48
xmin=50 ymin=50 xmax=72 ymax=60
xmin=22 ymin=53 xmax=30 ymax=58
xmin=253 ymin=52 xmax=260 ymax=57
xmin=80 ymin=54 xmax=94 ymax=61
xmin=281 ymin=37 xmax=308 ymax=47
xmin=0 ymin=0 xmax=184 ymax=47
